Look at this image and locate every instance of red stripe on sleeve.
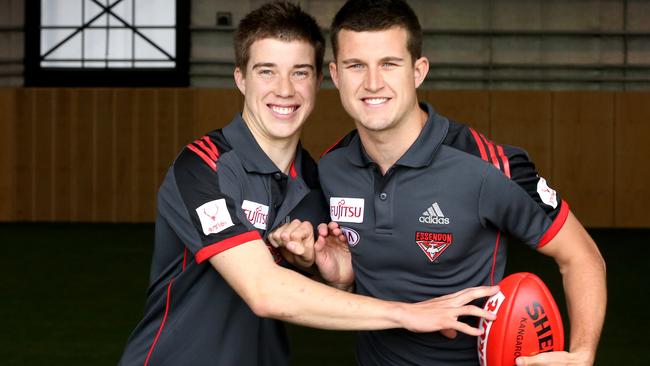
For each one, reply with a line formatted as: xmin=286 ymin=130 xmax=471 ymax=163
xmin=195 ymin=231 xmax=262 ymax=263
xmin=490 ymin=231 xmax=502 ymax=286
xmin=480 ymin=134 xmax=501 ymax=171
xmin=468 ymin=128 xmax=488 ymax=161
xmin=202 ymin=136 xmax=220 ymax=158
xmin=144 ymin=279 xmax=174 ymax=366
xmin=496 ymin=145 xmax=511 ymax=178
xmin=537 ymin=200 xmax=570 ymax=248
xmin=187 ymin=144 xmax=217 ymax=171
xmin=194 ymin=139 xmax=218 ymax=161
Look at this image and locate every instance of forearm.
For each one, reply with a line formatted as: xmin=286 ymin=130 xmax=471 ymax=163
xmin=256 ymin=264 xmax=401 ymax=330
xmin=559 ymin=248 xmax=606 ymax=361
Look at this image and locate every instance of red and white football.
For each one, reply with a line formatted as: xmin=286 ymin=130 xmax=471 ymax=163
xmin=477 ymin=272 xmax=564 ymax=366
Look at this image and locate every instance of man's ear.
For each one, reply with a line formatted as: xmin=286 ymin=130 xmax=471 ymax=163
xmin=234 ymin=67 xmax=246 ymax=95
xmin=329 ymin=61 xmax=340 ymax=89
xmin=413 ymin=56 xmax=429 ymax=88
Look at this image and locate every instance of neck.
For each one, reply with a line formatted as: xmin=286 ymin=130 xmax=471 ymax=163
xmin=242 ymin=111 xmax=299 ymax=174
xmin=357 ymin=104 xmax=428 ymax=174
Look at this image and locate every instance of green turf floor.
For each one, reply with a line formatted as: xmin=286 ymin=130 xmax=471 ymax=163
xmin=1 ymin=224 xmax=647 ymax=365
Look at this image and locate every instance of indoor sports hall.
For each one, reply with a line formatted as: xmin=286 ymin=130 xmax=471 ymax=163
xmin=1 ymin=1 xmax=648 ymax=365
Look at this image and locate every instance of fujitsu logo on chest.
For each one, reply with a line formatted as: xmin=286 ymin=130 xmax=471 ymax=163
xmin=329 ymin=197 xmax=364 ymax=223
xmin=241 ymin=200 xmax=269 ymax=230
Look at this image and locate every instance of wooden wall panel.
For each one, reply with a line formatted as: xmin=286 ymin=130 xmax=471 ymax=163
xmin=176 ymin=89 xmax=196 ymax=149
xmin=553 ymin=92 xmax=615 ymax=227
xmin=0 ymin=88 xmax=648 ymax=227
xmin=194 ymin=89 xmax=242 ymax=137
xmin=425 ymin=90 xmax=490 ymax=134
xmin=53 ymin=89 xmax=74 ymax=221
xmin=156 ymin=89 xmax=177 ymax=186
xmin=14 ymin=89 xmax=34 ymax=220
xmin=72 ymin=90 xmax=95 ymax=221
xmin=33 ymin=89 xmax=55 ymax=221
xmin=302 ymin=89 xmax=354 ymax=159
xmin=134 ymin=89 xmax=157 ymax=222
xmin=615 ymin=92 xmax=650 ymax=227
xmin=0 ymin=89 xmax=16 ymax=220
xmin=114 ymin=89 xmax=135 ymax=222
xmin=94 ymin=90 xmax=115 ymax=221
xmin=490 ymin=91 xmax=553 ymax=179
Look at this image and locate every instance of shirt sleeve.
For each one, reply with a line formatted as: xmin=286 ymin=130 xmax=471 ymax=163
xmin=478 ymin=165 xmax=569 ymax=249
xmin=158 ymin=148 xmax=261 ymax=263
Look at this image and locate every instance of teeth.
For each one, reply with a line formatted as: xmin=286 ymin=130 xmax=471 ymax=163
xmin=364 ymin=98 xmax=388 ymax=105
xmin=270 ymin=105 xmax=297 ymax=115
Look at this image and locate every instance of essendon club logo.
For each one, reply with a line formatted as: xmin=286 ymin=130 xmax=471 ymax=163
xmin=415 ymin=231 xmax=453 ymax=262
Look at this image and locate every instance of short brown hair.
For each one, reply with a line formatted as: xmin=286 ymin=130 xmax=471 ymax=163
xmin=330 ymin=0 xmax=422 ymax=63
xmin=235 ymin=1 xmax=325 ymax=75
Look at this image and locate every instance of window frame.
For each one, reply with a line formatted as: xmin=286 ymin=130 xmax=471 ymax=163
xmin=24 ymin=0 xmax=189 ymax=87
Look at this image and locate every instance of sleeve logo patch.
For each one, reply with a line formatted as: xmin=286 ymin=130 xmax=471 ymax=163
xmin=241 ymin=200 xmax=269 ymax=230
xmin=537 ymin=177 xmax=558 ymax=209
xmin=196 ymin=199 xmax=234 ymax=235
xmin=330 ymin=197 xmax=364 ymax=223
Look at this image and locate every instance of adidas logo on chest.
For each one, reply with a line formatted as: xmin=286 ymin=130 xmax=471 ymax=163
xmin=419 ymin=202 xmax=450 ymax=225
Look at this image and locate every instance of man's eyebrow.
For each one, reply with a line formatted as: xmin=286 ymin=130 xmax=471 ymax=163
xmin=293 ymin=64 xmax=315 ymax=70
xmin=252 ymin=62 xmax=276 ymax=69
xmin=380 ymin=56 xmax=405 ymax=63
xmin=341 ymin=58 xmax=364 ymax=65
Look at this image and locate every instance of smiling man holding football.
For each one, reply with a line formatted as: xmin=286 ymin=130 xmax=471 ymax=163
xmin=273 ymin=0 xmax=606 ymax=365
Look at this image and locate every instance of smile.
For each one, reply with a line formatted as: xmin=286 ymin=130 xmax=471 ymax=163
xmin=268 ymin=104 xmax=299 ymax=115
xmin=362 ymin=97 xmax=390 ymax=106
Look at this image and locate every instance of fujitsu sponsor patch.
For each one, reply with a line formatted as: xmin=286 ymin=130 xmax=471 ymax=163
xmin=415 ymin=231 xmax=453 ymax=262
xmin=241 ymin=200 xmax=269 ymax=230
xmin=196 ymin=199 xmax=234 ymax=235
xmin=330 ymin=197 xmax=364 ymax=223
xmin=537 ymin=177 xmax=558 ymax=209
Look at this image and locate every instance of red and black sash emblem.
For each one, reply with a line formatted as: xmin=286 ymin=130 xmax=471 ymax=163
xmin=415 ymin=231 xmax=453 ymax=262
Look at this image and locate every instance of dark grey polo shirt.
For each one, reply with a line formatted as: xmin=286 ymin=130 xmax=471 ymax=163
xmin=118 ymin=115 xmax=328 ymax=366
xmin=319 ymin=103 xmax=569 ymax=366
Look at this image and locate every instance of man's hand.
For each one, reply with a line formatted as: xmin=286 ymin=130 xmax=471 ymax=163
xmin=267 ymin=219 xmax=315 ymax=269
xmin=314 ymin=222 xmax=354 ymax=290
xmin=515 ymin=350 xmax=593 ymax=366
xmin=400 ymin=286 xmax=500 ymax=336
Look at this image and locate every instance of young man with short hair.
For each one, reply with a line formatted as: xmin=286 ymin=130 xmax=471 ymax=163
xmin=279 ymin=0 xmax=606 ymax=365
xmin=117 ymin=2 xmax=499 ymax=365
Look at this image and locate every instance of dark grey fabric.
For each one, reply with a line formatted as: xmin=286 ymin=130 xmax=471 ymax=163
xmin=319 ymin=103 xmax=567 ymax=365
xmin=118 ymin=115 xmax=327 ymax=366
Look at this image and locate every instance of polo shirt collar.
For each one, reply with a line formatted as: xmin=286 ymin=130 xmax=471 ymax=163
xmin=347 ymin=102 xmax=449 ymax=169
xmin=223 ymin=114 xmax=302 ymax=177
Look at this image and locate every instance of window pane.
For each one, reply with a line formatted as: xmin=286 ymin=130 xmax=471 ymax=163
xmin=42 ymin=61 xmax=83 ymax=67
xmin=108 ymin=29 xmax=132 ymax=59
xmin=41 ymin=30 xmax=82 ymax=59
xmin=135 ymin=0 xmax=175 ymax=26
xmin=84 ymin=0 xmax=105 ymax=23
xmin=42 ymin=0 xmax=82 ymax=26
xmin=84 ymin=29 xmax=107 ymax=60
xmin=108 ymin=0 xmax=133 ymax=26
xmin=135 ymin=61 xmax=175 ymax=68
xmin=138 ymin=29 xmax=175 ymax=57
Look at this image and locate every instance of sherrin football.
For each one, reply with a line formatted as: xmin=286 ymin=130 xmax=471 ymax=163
xmin=477 ymin=272 xmax=564 ymax=366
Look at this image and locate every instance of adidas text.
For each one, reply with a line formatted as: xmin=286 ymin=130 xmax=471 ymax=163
xmin=419 ymin=216 xmax=450 ymax=224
